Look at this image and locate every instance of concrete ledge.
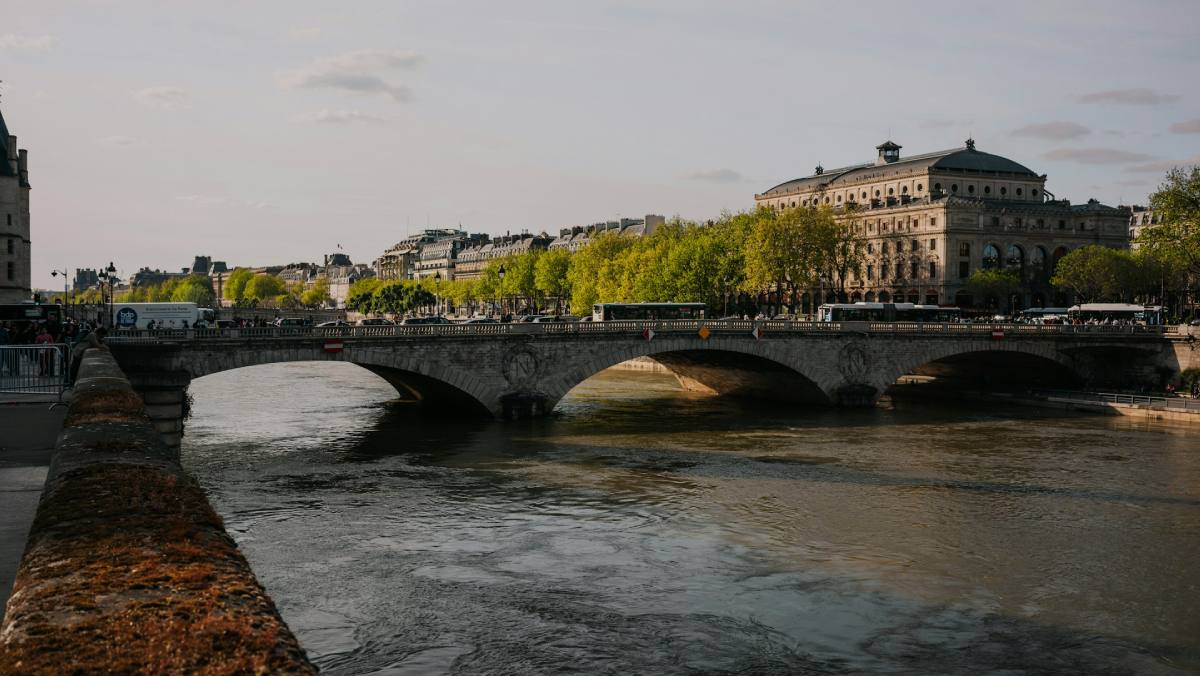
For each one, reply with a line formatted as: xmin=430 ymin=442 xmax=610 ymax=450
xmin=0 ymin=349 xmax=314 ymax=673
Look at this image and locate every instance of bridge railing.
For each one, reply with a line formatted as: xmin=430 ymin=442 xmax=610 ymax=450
xmin=102 ymin=320 xmax=1184 ymax=343
xmin=1035 ymin=388 xmax=1200 ymax=412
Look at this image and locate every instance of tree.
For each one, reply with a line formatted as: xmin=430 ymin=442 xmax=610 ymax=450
xmin=1051 ymin=245 xmax=1138 ymax=302
xmin=567 ymin=231 xmax=637 ymax=315
xmin=818 ymin=205 xmax=865 ymax=300
xmin=535 ymin=248 xmax=572 ymax=313
xmin=224 ymin=268 xmax=254 ymax=303
xmin=963 ymin=268 xmax=1021 ymax=309
xmin=301 ymin=277 xmax=332 ymax=308
xmin=243 ymin=274 xmax=286 ymax=304
xmin=170 ymin=275 xmax=216 ymax=305
xmin=346 ymin=277 xmax=381 ymax=314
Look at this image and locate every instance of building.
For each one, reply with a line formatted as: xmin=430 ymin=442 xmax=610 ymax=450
xmin=455 ymin=232 xmax=553 ymax=281
xmin=73 ymin=268 xmax=100 ymax=291
xmin=1127 ymin=206 xmax=1165 ymax=247
xmin=374 ymin=229 xmax=466 ymax=281
xmin=547 ymin=215 xmax=664 ymax=253
xmin=319 ymin=253 xmax=374 ymax=308
xmin=754 ymin=139 xmax=1131 ymax=309
xmin=0 ymin=105 xmax=31 ymax=303
xmin=129 ymin=267 xmax=191 ymax=288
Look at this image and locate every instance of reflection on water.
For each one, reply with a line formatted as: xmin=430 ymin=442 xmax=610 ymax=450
xmin=184 ymin=362 xmax=1200 ymax=675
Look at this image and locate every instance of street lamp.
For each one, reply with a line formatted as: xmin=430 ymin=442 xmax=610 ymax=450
xmin=50 ymin=268 xmax=69 ymax=312
xmin=497 ymin=264 xmax=506 ymax=319
xmin=98 ymin=262 xmax=116 ymax=327
xmin=433 ymin=271 xmax=442 ymax=317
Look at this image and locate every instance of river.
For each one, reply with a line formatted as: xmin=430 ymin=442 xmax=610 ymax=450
xmin=183 ymin=362 xmax=1200 ymax=675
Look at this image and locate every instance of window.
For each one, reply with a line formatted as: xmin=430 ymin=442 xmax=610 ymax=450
xmin=882 ymin=242 xmax=889 ymax=253
xmin=6 ymin=261 xmax=13 ymax=280
xmin=929 ymin=261 xmax=937 ymax=278
xmin=791 ymin=201 xmax=796 ymax=207
xmin=888 ymin=187 xmax=894 ymax=196
xmin=1032 ymin=189 xmax=1038 ymax=197
xmin=901 ymin=185 xmax=909 ymax=194
xmin=917 ymin=183 xmax=924 ymax=191
xmin=861 ymin=191 xmax=867 ymax=199
xmin=959 ymin=261 xmax=969 ymax=279
xmin=1006 ymin=244 xmax=1024 ymax=273
xmin=929 ymin=239 xmax=936 ymax=250
xmin=959 ymin=242 xmax=970 ymax=257
xmin=991 ymin=216 xmax=1001 ymax=226
xmin=934 ymin=183 xmax=942 ymax=192
xmin=1014 ymin=218 xmax=1022 ymax=227
xmin=1058 ymin=220 xmax=1066 ymax=230
xmin=1000 ymin=187 xmax=1007 ymax=196
xmin=930 ymin=217 xmax=937 ymax=226
xmin=5 ymin=214 xmax=10 ymax=226
xmin=911 ymin=261 xmax=919 ymax=277
xmin=867 ymin=243 xmax=874 ymax=253
xmin=984 ymin=186 xmax=991 ymax=194
xmin=982 ymin=243 xmax=1000 ymax=269
xmin=968 ymin=185 xmax=975 ymax=194
xmin=1036 ymin=218 xmax=1044 ymax=228
xmin=874 ymin=190 xmax=881 ymax=197
xmin=867 ymin=265 xmax=874 ymax=280
xmin=951 ymin=184 xmax=959 ymax=192
xmin=911 ymin=239 xmax=918 ymax=251
xmin=1016 ymin=187 xmax=1024 ymax=196
xmin=881 ymin=263 xmax=889 ymax=279
xmin=837 ymin=195 xmax=842 ymax=203
xmin=5 ymin=238 xmax=11 ymax=254
xmin=897 ymin=240 xmax=904 ymax=253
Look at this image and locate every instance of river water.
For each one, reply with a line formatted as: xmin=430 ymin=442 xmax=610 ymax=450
xmin=183 ymin=362 xmax=1200 ymax=675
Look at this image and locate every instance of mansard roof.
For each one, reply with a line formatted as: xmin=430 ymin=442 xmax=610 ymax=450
xmin=759 ymin=142 xmax=1040 ymax=197
xmin=0 ymin=107 xmax=14 ymax=177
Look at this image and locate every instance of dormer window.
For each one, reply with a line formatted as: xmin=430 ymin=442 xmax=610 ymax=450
xmin=875 ymin=140 xmax=901 ymax=165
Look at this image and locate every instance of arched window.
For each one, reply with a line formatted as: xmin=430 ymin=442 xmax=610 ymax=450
xmin=1052 ymin=246 xmax=1069 ymax=272
xmin=861 ymin=191 xmax=868 ymax=199
xmin=984 ymin=186 xmax=991 ymax=194
xmin=874 ymin=189 xmax=881 ymax=197
xmin=878 ymin=291 xmax=891 ymax=302
xmin=1006 ymin=244 xmax=1024 ymax=274
xmin=837 ymin=195 xmax=843 ymax=203
xmin=901 ymin=185 xmax=909 ymax=194
xmin=934 ymin=182 xmax=942 ymax=192
xmin=917 ymin=183 xmax=924 ymax=191
xmin=1000 ymin=187 xmax=1007 ymax=196
xmin=982 ymin=243 xmax=1001 ymax=269
xmin=1031 ymin=246 xmax=1048 ymax=276
xmin=791 ymin=201 xmax=796 ymax=207
xmin=951 ymin=184 xmax=959 ymax=192
xmin=865 ymin=291 xmax=876 ymax=302
xmin=967 ymin=185 xmax=975 ymax=194
xmin=888 ymin=187 xmax=894 ymax=196
xmin=1031 ymin=189 xmax=1038 ymax=197
xmin=1016 ymin=187 xmax=1024 ymax=196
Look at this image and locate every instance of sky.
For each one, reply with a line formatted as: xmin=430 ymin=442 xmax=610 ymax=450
xmin=2 ymin=0 xmax=1198 ymax=291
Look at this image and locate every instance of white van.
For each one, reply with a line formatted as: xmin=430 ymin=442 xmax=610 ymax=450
xmin=112 ymin=302 xmax=216 ymax=329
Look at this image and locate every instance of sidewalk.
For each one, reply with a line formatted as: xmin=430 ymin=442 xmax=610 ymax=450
xmin=0 ymin=397 xmax=65 ymax=620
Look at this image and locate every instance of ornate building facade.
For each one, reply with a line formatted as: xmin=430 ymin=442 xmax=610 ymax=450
xmin=754 ymin=140 xmax=1130 ymax=309
xmin=0 ymin=106 xmax=31 ymax=303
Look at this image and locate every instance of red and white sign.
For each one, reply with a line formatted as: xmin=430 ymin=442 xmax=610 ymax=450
xmin=323 ymin=340 xmax=345 ymax=353
xmin=991 ymin=330 xmax=1005 ymax=340
xmin=751 ymin=326 xmax=763 ymax=340
xmin=642 ymin=329 xmax=655 ymax=342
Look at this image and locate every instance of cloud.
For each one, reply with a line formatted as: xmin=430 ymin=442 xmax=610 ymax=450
xmin=1169 ymin=118 xmax=1200 ymax=134
xmin=294 ymin=109 xmax=386 ymax=125
xmin=1042 ymin=148 xmax=1156 ymax=164
xmin=1077 ymin=88 xmax=1180 ymax=105
xmin=176 ymin=195 xmax=276 ymax=209
xmin=95 ymin=135 xmax=141 ymax=147
xmin=686 ymin=168 xmax=744 ymax=183
xmin=1011 ymin=121 xmax=1090 ymax=140
xmin=279 ymin=49 xmax=422 ymax=102
xmin=134 ymin=86 xmax=191 ymax=110
xmin=0 ymin=34 xmax=57 ymax=50
xmin=1125 ymin=155 xmax=1200 ymax=174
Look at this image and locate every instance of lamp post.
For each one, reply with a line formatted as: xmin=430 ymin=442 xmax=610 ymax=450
xmin=50 ymin=268 xmax=69 ymax=315
xmin=433 ymin=271 xmax=442 ymax=317
xmin=497 ymin=264 xmax=506 ymax=319
xmin=98 ymin=262 xmax=116 ymax=327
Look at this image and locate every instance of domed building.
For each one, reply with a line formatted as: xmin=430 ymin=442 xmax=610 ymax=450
xmin=754 ymin=139 xmax=1130 ymax=310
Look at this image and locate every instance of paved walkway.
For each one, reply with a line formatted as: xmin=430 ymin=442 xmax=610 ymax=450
xmin=0 ymin=397 xmax=65 ymax=621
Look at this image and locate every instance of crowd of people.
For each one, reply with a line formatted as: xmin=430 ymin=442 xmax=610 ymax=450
xmin=0 ymin=318 xmax=107 ymax=382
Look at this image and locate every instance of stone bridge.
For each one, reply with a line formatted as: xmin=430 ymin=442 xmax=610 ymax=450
xmin=106 ymin=320 xmax=1196 ymax=447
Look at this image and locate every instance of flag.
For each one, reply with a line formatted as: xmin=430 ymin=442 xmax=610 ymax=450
xmin=643 ymin=328 xmax=655 ymax=341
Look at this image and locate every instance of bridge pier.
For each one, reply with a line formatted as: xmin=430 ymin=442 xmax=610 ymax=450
xmin=124 ymin=370 xmax=191 ymax=452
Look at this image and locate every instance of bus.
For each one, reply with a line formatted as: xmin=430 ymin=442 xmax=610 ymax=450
xmin=817 ymin=302 xmax=961 ymax=323
xmin=1066 ymin=303 xmax=1163 ymax=325
xmin=1019 ymin=307 xmax=1070 ymax=323
xmin=111 ymin=302 xmax=217 ymax=329
xmin=591 ymin=302 xmax=706 ymax=321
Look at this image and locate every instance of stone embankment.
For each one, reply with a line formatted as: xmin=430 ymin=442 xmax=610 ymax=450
xmin=0 ymin=348 xmax=314 ymax=672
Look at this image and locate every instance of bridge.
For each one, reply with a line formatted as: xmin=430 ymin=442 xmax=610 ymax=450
xmin=106 ymin=320 xmax=1196 ymax=448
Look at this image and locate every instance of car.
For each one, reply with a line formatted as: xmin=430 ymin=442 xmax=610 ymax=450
xmin=401 ymin=316 xmax=452 ymax=325
xmin=517 ymin=315 xmax=542 ymax=323
xmin=462 ymin=317 xmax=498 ymax=324
xmin=316 ymin=320 xmax=350 ymax=327
xmin=357 ymin=318 xmax=395 ymax=326
xmin=530 ymin=315 xmax=559 ymax=323
xmin=275 ymin=318 xmax=307 ymax=327
xmin=215 ymin=319 xmax=237 ymax=329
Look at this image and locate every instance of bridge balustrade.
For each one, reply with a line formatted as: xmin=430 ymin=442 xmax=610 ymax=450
xmin=101 ymin=320 xmax=1181 ymax=344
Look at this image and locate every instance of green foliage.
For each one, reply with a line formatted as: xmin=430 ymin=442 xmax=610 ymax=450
xmin=1050 ymin=245 xmax=1140 ymax=302
xmin=535 ymin=247 xmax=572 ymax=311
xmin=223 ymin=268 xmax=254 ymax=303
xmin=346 ymin=277 xmax=382 ymax=313
xmin=169 ymin=275 xmax=216 ymax=305
xmin=963 ymin=268 xmax=1021 ymax=306
xmin=243 ymin=274 xmax=286 ymax=303
xmin=370 ymin=280 xmax=436 ymax=316
xmin=301 ymin=277 xmax=331 ymax=308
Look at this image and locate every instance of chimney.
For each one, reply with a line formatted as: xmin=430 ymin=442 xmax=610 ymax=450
xmin=17 ymin=149 xmax=28 ymax=185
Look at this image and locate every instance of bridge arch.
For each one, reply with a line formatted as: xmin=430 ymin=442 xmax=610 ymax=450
xmin=535 ymin=337 xmax=834 ymax=413
xmin=873 ymin=340 xmax=1086 ymax=396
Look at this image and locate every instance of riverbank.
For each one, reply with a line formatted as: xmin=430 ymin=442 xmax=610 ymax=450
xmin=889 ymin=379 xmax=1200 ymax=426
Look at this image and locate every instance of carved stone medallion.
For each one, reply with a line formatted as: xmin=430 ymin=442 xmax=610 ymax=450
xmin=837 ymin=341 xmax=870 ymax=382
xmin=503 ymin=347 xmax=540 ymax=388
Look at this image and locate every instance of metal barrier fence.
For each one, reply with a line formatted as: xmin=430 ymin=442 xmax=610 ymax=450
xmin=0 ymin=344 xmax=71 ymax=402
xmin=102 ymin=320 xmax=1188 ymax=344
xmin=1036 ymin=388 xmax=1200 ymax=412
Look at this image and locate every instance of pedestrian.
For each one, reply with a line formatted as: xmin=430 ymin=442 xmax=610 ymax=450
xmin=1192 ymin=381 xmax=1200 ymax=400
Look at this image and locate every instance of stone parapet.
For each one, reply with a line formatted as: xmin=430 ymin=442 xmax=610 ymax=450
xmin=0 ymin=348 xmax=314 ymax=673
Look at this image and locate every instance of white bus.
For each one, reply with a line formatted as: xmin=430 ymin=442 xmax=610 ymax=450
xmin=112 ymin=302 xmax=216 ymax=329
xmin=1066 ymin=304 xmax=1163 ymax=325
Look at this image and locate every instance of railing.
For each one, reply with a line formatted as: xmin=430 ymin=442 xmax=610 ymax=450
xmin=1036 ymin=388 xmax=1200 ymax=412
xmin=0 ymin=344 xmax=71 ymax=402
xmin=101 ymin=320 xmax=1186 ymax=344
